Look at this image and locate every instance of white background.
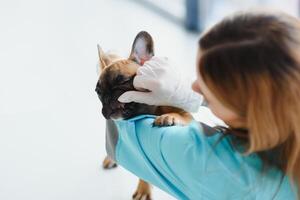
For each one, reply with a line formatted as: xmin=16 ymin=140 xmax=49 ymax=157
xmin=0 ymin=0 xmax=298 ymax=199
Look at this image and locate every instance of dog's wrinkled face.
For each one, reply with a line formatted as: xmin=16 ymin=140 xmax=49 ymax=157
xmin=96 ymin=60 xmax=139 ymax=119
xmin=95 ymin=31 xmax=154 ymax=120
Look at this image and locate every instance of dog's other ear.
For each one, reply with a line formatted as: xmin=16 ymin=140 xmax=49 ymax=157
xmin=129 ymin=31 xmax=154 ymax=65
xmin=97 ymin=44 xmax=113 ymax=70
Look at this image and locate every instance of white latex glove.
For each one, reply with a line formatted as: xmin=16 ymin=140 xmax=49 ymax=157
xmin=118 ymin=56 xmax=204 ymax=113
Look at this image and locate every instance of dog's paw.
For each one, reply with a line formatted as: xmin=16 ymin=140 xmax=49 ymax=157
xmin=153 ymin=113 xmax=189 ymax=127
xmin=102 ymin=156 xmax=117 ymax=169
xmin=132 ymin=192 xmax=152 ymax=200
xmin=132 ymin=182 xmax=152 ymax=200
xmin=153 ymin=114 xmax=176 ymax=126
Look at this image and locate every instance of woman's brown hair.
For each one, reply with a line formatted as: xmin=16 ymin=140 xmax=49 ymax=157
xmin=198 ymin=11 xmax=300 ymax=198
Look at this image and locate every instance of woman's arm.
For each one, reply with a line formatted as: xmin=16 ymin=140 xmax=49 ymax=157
xmin=106 ymin=115 xmax=216 ymax=199
xmin=105 ymin=115 xmax=294 ymax=200
xmin=105 ymin=115 xmax=231 ymax=199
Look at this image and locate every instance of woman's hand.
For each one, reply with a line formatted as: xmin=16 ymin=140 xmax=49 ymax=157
xmin=118 ymin=56 xmax=203 ymax=112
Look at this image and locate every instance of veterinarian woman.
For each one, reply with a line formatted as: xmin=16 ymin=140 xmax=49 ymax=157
xmin=109 ymin=11 xmax=300 ymax=199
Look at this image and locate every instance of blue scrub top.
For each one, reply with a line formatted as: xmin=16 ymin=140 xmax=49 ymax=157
xmin=107 ymin=115 xmax=296 ymax=199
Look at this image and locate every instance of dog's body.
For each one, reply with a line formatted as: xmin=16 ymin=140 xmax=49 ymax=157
xmin=96 ymin=31 xmax=192 ymax=200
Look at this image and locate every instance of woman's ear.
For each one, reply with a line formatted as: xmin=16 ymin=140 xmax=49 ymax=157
xmin=129 ymin=31 xmax=154 ymax=65
xmin=192 ymin=80 xmax=201 ymax=94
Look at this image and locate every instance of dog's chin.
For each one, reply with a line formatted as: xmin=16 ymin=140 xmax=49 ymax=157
xmin=102 ymin=102 xmax=150 ymax=120
xmin=104 ymin=109 xmax=136 ymax=120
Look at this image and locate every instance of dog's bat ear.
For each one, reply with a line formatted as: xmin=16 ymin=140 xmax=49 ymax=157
xmin=97 ymin=44 xmax=118 ymax=71
xmin=129 ymin=31 xmax=154 ymax=65
xmin=97 ymin=45 xmax=123 ymax=73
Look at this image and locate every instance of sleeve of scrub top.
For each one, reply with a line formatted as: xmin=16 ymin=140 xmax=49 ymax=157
xmin=104 ymin=115 xmax=296 ymax=200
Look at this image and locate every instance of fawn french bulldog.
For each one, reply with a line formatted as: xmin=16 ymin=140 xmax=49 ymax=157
xmin=95 ymin=31 xmax=193 ymax=200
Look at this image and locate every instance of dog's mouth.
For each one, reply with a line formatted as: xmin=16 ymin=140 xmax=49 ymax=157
xmin=102 ymin=102 xmax=138 ymax=120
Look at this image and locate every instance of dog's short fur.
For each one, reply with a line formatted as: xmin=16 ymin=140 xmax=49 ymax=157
xmin=95 ymin=31 xmax=193 ymax=200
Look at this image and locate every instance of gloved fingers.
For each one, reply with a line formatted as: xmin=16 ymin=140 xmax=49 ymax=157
xmin=136 ymin=64 xmax=158 ymax=76
xmin=137 ymin=62 xmax=166 ymax=77
xmin=144 ymin=56 xmax=169 ymax=67
xmin=118 ymin=91 xmax=157 ymax=104
xmin=137 ymin=57 xmax=169 ymax=75
xmin=133 ymin=75 xmax=161 ymax=91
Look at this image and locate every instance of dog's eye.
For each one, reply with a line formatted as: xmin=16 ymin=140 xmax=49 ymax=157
xmin=115 ymin=75 xmax=131 ymax=84
xmin=115 ymin=75 xmax=124 ymax=83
